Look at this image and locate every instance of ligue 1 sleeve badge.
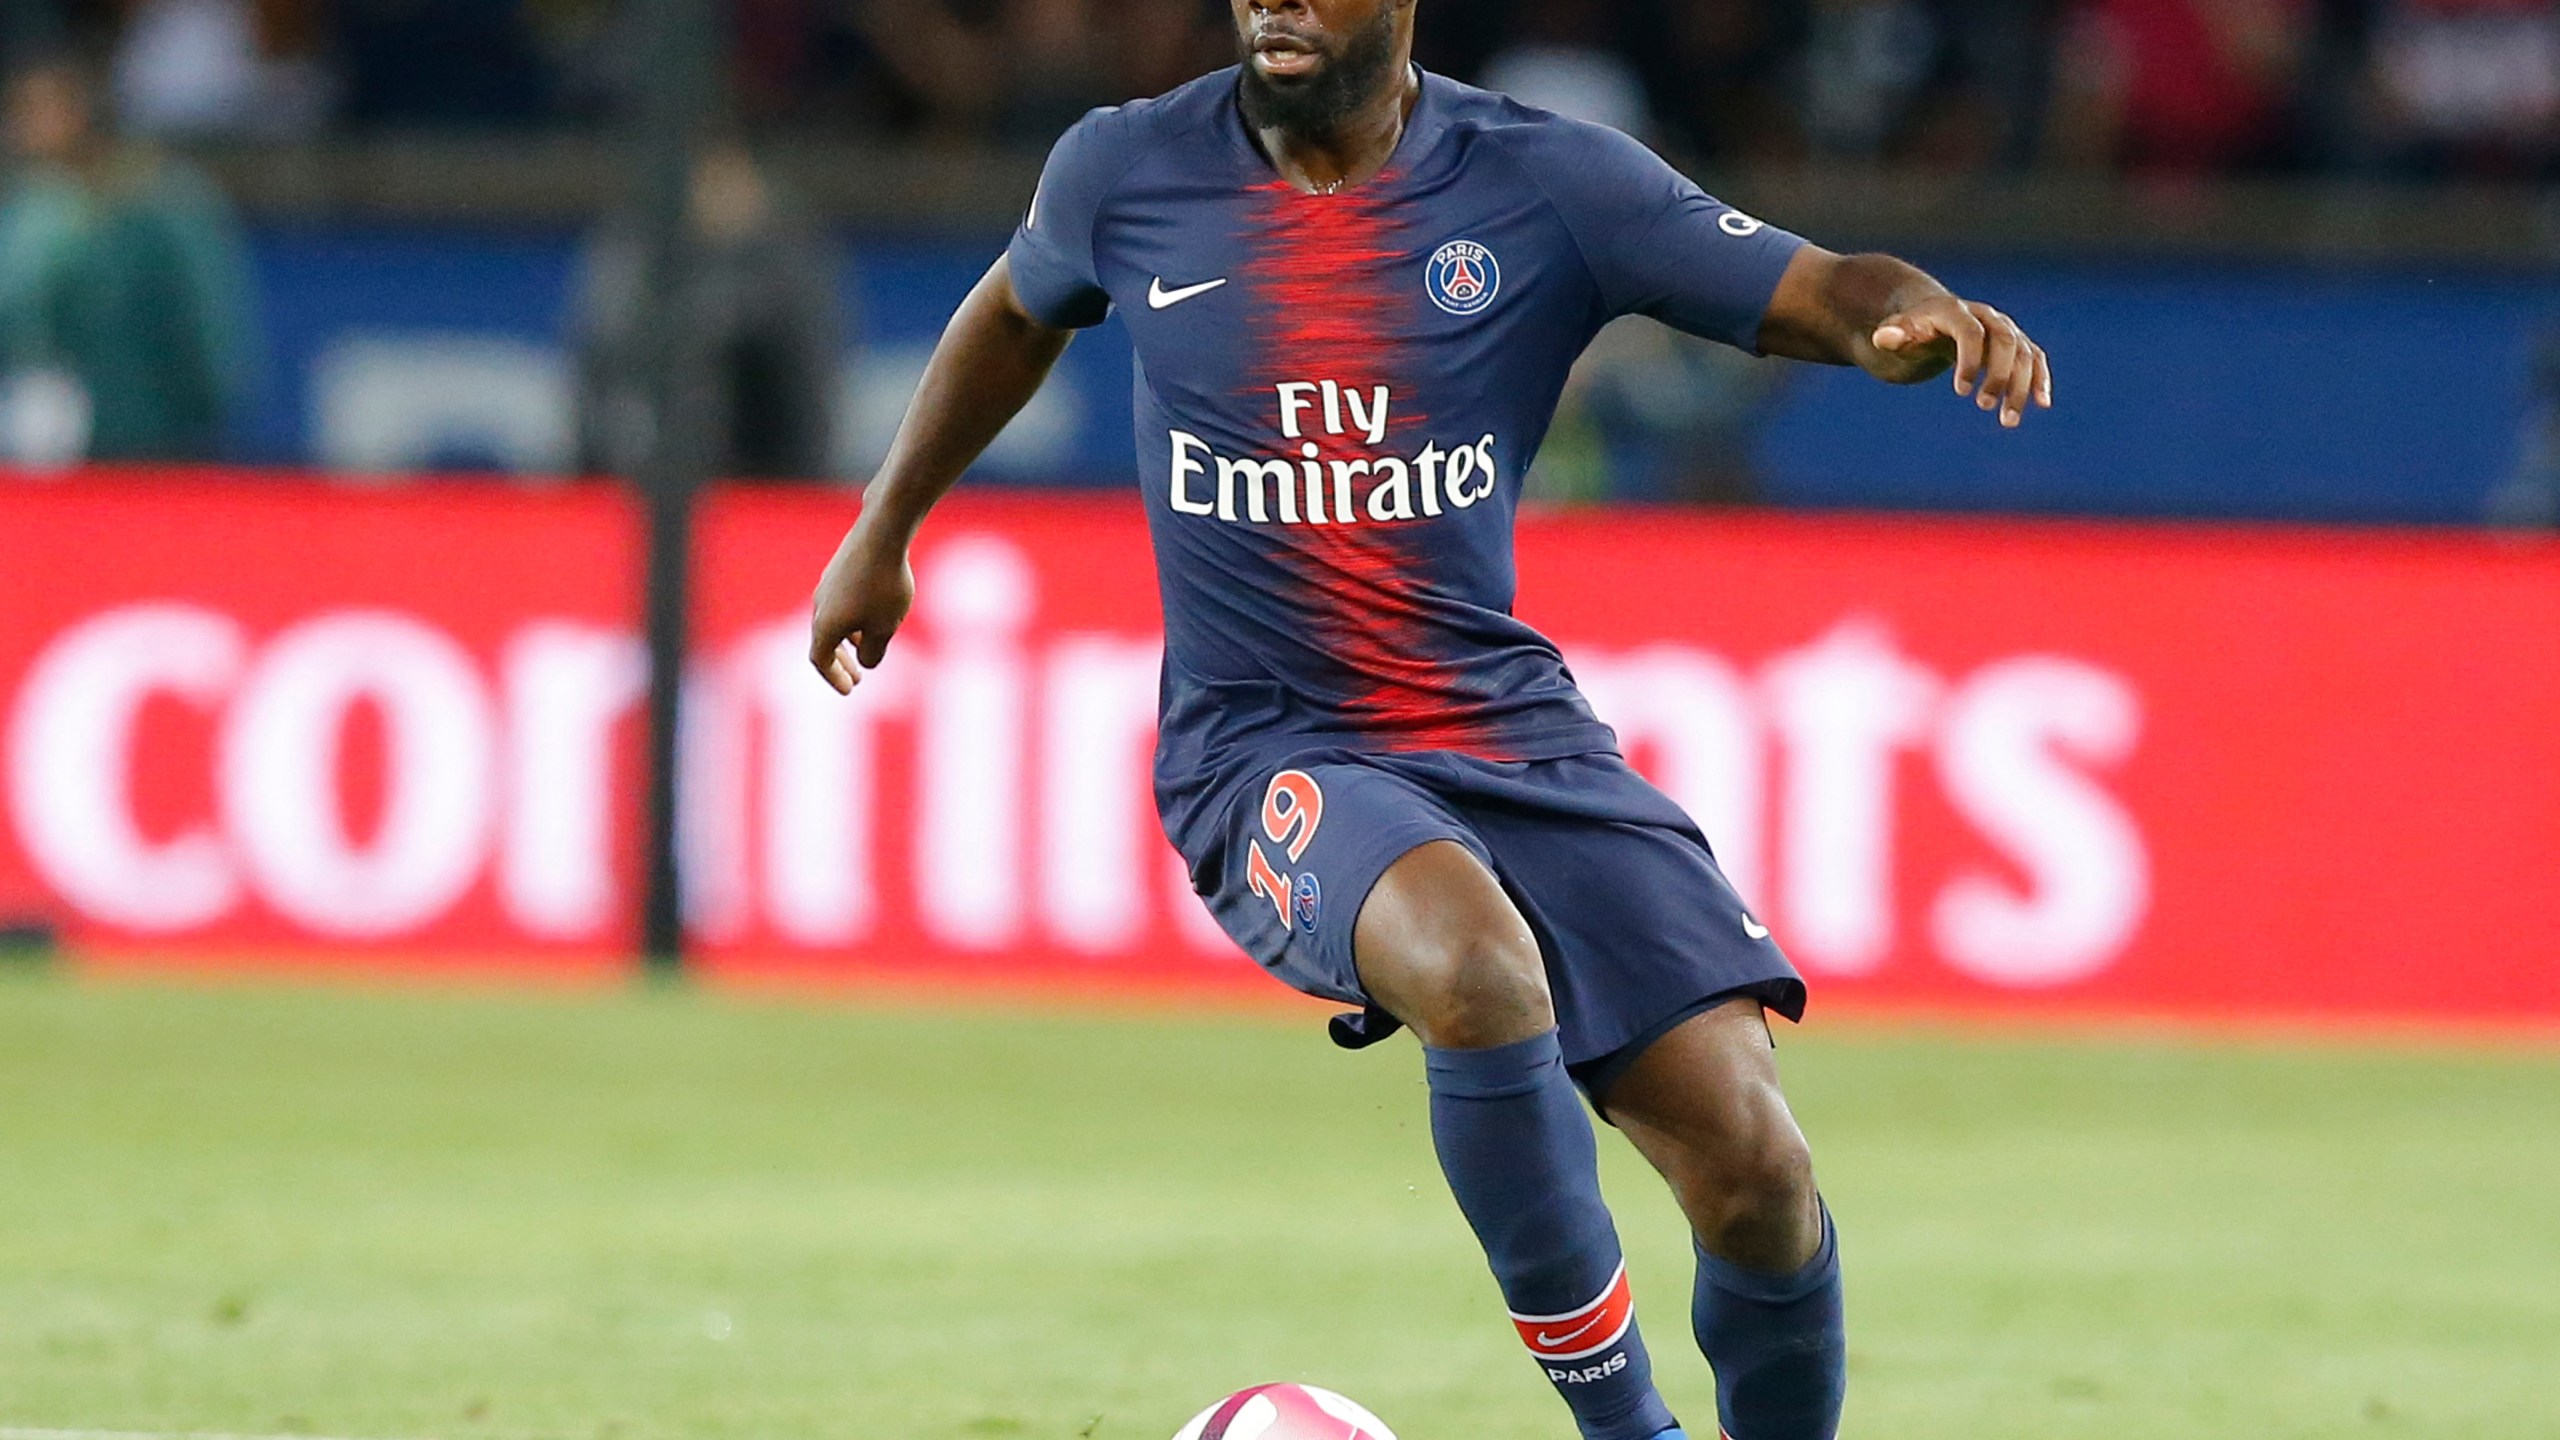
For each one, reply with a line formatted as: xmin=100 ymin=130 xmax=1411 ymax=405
xmin=1426 ymin=239 xmax=1501 ymax=316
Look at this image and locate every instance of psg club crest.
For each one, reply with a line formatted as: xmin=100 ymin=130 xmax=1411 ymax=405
xmin=1426 ymin=239 xmax=1501 ymax=317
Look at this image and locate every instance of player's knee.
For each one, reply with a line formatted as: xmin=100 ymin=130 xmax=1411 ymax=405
xmin=1696 ymin=1127 xmax=1819 ymax=1272
xmin=1355 ymin=843 xmax=1554 ymax=1050
xmin=1396 ymin=925 xmax=1554 ymax=1051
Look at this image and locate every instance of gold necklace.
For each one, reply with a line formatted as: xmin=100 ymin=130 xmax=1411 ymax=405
xmin=1304 ymin=70 xmax=1413 ymax=196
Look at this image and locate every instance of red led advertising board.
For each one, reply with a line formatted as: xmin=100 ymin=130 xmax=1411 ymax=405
xmin=5 ymin=472 xmax=2554 ymax=1022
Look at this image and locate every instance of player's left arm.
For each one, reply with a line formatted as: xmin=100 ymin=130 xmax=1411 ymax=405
xmin=1758 ymin=248 xmax=2054 ymax=430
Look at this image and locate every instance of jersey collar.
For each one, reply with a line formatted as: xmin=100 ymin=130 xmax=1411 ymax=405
xmin=1225 ymin=63 xmax=1452 ymax=193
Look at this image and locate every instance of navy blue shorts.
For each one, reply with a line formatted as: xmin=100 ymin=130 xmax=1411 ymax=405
xmin=1191 ymin=749 xmax=1805 ymax=1098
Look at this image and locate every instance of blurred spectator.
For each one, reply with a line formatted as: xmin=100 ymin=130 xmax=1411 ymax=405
xmin=2361 ymin=0 xmax=2560 ymax=176
xmin=1526 ymin=320 xmax=1796 ymax=506
xmin=994 ymin=0 xmax=1123 ymax=139
xmin=2489 ymin=324 xmax=2560 ymax=527
xmin=729 ymin=0 xmax=824 ymax=121
xmin=1481 ymin=0 xmax=1653 ymax=137
xmin=572 ymin=137 xmax=841 ymax=481
xmin=853 ymin=0 xmax=1005 ymax=139
xmin=1103 ymin=0 xmax=1231 ymax=114
xmin=845 ymin=0 xmax=1224 ymax=142
xmin=111 ymin=0 xmax=331 ymax=138
xmin=0 ymin=54 xmax=257 ymax=465
xmin=2046 ymin=0 xmax=2316 ymax=172
xmin=1929 ymin=1 xmax=2064 ymax=166
xmin=20 ymin=0 xmax=2560 ymax=183
xmin=1640 ymin=0 xmax=1805 ymax=161
xmin=1797 ymin=0 xmax=1944 ymax=158
xmin=336 ymin=0 xmax=555 ymax=129
xmin=4 ymin=6 xmax=63 ymax=79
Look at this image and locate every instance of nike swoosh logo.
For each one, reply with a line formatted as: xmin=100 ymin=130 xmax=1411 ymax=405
xmin=1743 ymin=914 xmax=1772 ymax=941
xmin=1148 ymin=276 xmax=1228 ymax=309
xmin=1533 ymin=1313 xmax=1608 ymax=1349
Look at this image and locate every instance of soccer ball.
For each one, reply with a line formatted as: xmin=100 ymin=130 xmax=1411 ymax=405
xmin=1170 ymin=1383 xmax=1398 ymax=1440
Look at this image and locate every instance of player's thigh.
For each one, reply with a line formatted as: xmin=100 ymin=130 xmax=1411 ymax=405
xmin=1353 ymin=839 xmax=1554 ymax=1051
xmin=1603 ymin=998 xmax=1818 ymax=1238
xmin=1452 ymin=754 xmax=1802 ymax=1078
xmin=1201 ymin=759 xmax=1477 ymax=1013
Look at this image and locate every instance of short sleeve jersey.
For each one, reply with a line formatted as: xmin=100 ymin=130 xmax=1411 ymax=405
xmin=1006 ymin=68 xmax=1807 ymax=853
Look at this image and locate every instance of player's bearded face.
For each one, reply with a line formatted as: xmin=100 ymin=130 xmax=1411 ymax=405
xmin=1235 ymin=2 xmax=1404 ymax=139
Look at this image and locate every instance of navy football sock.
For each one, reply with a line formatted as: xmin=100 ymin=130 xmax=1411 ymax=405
xmin=1426 ymin=1030 xmax=1679 ymax=1440
xmin=1692 ymin=1200 xmax=1846 ymax=1440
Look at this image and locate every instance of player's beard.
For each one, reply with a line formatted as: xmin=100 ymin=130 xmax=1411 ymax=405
xmin=1236 ymin=5 xmax=1403 ymax=143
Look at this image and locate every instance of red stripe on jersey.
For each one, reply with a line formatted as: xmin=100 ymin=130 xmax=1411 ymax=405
xmin=1242 ymin=179 xmax=1507 ymax=759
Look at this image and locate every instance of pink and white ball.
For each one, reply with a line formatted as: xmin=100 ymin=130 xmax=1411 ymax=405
xmin=1170 ymin=1384 xmax=1398 ymax=1440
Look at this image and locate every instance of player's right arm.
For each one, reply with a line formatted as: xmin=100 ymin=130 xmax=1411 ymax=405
xmin=809 ymin=256 xmax=1072 ymax=693
xmin=811 ymin=107 xmax=1128 ymax=694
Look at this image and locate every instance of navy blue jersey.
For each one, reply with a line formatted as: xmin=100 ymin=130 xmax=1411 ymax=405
xmin=1005 ymin=67 xmax=1806 ymax=851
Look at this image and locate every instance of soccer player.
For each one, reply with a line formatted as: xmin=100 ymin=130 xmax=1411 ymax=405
xmin=809 ymin=3 xmax=2052 ymax=1437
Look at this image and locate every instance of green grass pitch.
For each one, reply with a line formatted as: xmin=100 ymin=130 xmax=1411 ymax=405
xmin=2 ymin=970 xmax=2555 ymax=1440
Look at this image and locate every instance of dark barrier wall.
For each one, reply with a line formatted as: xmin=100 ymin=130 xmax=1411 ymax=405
xmin=6 ymin=470 xmax=2557 ymax=1022
xmin=227 ymin=230 xmax=2556 ymax=524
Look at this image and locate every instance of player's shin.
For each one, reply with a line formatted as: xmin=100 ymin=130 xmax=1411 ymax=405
xmin=1426 ymin=1031 xmax=1681 ymax=1440
xmin=1692 ymin=1199 xmax=1846 ymax=1440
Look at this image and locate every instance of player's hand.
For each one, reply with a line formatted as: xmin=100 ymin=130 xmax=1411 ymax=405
xmin=809 ymin=522 xmax=916 ymax=695
xmin=1871 ymin=297 xmax=2054 ymax=430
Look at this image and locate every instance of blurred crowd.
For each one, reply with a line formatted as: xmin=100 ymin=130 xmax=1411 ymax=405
xmin=0 ymin=39 xmax=254 ymax=463
xmin=0 ymin=44 xmax=840 ymax=480
xmin=6 ymin=0 xmax=2560 ymax=507
xmin=1 ymin=0 xmax=2556 ymax=178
